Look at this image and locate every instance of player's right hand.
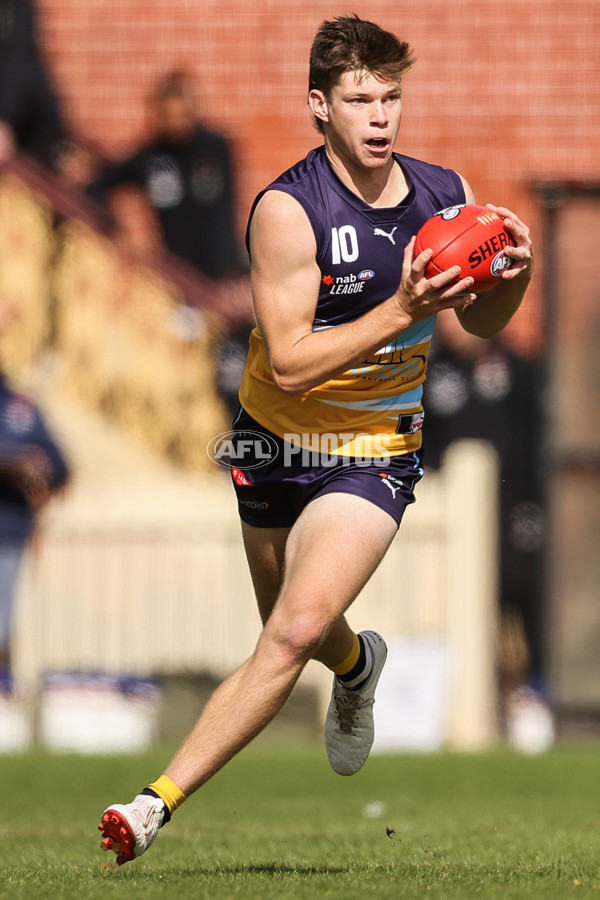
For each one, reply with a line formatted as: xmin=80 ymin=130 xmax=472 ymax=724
xmin=393 ymin=236 xmax=477 ymax=325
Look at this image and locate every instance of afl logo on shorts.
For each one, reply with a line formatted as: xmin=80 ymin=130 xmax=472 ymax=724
xmin=207 ymin=430 xmax=279 ymax=470
xmin=358 ymin=269 xmax=375 ymax=281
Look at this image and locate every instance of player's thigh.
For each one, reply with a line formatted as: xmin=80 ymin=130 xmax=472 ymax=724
xmin=269 ymin=492 xmax=398 ymax=639
xmin=241 ymin=522 xmax=291 ymax=624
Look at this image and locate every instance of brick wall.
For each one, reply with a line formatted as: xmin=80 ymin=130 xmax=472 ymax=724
xmin=35 ymin=0 xmax=600 ymax=350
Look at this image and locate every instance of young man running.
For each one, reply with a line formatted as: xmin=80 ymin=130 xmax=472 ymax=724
xmin=98 ymin=15 xmax=533 ymax=865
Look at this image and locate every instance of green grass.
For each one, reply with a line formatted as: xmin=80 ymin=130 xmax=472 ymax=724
xmin=1 ymin=742 xmax=600 ymax=898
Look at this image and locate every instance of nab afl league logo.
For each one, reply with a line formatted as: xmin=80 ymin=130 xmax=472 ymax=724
xmin=437 ymin=205 xmax=464 ymax=221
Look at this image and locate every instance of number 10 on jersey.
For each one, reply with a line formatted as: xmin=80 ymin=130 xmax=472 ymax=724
xmin=331 ymin=226 xmax=359 ymax=264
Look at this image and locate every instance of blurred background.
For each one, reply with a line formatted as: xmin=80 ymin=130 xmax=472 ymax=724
xmin=0 ymin=0 xmax=598 ymax=756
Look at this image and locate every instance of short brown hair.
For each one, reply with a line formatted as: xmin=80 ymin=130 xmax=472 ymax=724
xmin=309 ymin=15 xmax=415 ymax=98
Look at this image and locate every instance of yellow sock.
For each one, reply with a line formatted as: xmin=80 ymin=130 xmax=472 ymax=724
xmin=331 ymin=632 xmax=361 ymax=676
xmin=148 ymin=775 xmax=187 ymax=814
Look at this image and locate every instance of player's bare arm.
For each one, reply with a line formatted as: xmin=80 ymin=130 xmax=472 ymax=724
xmin=454 ymin=178 xmax=534 ymax=337
xmin=251 ymin=189 xmax=476 ymax=394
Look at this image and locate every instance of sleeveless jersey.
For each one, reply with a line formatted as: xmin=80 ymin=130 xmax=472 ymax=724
xmin=239 ymin=146 xmax=465 ymax=457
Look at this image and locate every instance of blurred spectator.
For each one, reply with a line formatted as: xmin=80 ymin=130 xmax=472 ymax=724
xmin=0 ymin=0 xmax=66 ymax=170
xmin=86 ymin=69 xmax=246 ymax=282
xmin=0 ymin=303 xmax=70 ymax=693
xmin=86 ymin=69 xmax=252 ymax=422
xmin=423 ymin=311 xmax=554 ymax=752
xmin=0 ymin=386 xmax=70 ymax=692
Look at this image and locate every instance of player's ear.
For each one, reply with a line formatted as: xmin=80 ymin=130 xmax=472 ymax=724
xmin=309 ymin=89 xmax=329 ymax=126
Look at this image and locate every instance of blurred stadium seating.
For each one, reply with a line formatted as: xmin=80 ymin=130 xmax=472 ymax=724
xmin=0 ymin=154 xmax=232 ymax=471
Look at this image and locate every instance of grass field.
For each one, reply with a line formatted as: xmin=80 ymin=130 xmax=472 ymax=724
xmin=1 ymin=741 xmax=600 ymax=898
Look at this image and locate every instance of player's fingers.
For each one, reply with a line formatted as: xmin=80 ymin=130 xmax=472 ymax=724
xmin=493 ymin=205 xmax=521 ymax=222
xmin=503 ymin=222 xmax=534 ymax=274
xmin=485 ymin=202 xmax=528 ymax=229
xmin=501 ymin=258 xmax=534 ymax=280
xmin=438 ymin=275 xmax=476 ymax=301
xmin=485 ymin=202 xmax=520 ymax=222
xmin=504 ymin=241 xmax=532 ymax=260
xmin=425 ymin=265 xmax=464 ymax=291
xmin=504 ymin=218 xmax=531 ymax=245
xmin=410 ymin=250 xmax=433 ymax=283
xmin=404 ymin=236 xmax=427 ymax=281
xmin=440 ymin=291 xmax=478 ymax=309
xmin=488 ymin=205 xmax=531 ymax=241
xmin=500 ymin=246 xmax=534 ymax=280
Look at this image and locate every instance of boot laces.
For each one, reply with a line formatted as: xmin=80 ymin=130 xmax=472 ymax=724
xmin=334 ymin=687 xmax=374 ymax=735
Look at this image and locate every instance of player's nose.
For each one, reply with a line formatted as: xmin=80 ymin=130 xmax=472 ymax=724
xmin=370 ymin=101 xmax=388 ymax=126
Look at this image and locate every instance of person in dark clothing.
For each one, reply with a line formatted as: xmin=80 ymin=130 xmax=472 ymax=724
xmin=0 ymin=0 xmax=66 ymax=170
xmin=0 ymin=374 xmax=70 ymax=691
xmin=86 ymin=70 xmax=243 ymax=282
xmin=422 ymin=310 xmax=553 ymax=751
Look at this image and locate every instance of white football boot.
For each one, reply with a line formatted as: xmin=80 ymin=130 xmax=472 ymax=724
xmin=98 ymin=793 xmax=166 ymax=865
xmin=325 ymin=630 xmax=388 ymax=776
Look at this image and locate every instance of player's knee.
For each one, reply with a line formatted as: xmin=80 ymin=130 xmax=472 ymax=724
xmin=265 ymin=616 xmax=326 ymax=666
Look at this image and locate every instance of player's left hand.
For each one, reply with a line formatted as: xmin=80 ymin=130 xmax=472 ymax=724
xmin=485 ymin=204 xmax=534 ymax=282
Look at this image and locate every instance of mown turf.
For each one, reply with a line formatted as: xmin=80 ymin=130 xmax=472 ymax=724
xmin=1 ymin=742 xmax=600 ymax=898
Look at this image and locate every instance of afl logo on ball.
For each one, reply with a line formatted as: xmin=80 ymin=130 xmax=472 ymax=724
xmin=490 ymin=251 xmax=512 ymax=276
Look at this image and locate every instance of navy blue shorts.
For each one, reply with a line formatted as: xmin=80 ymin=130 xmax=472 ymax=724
xmin=228 ymin=408 xmax=424 ymax=529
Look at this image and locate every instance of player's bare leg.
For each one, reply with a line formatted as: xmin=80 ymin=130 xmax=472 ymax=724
xmin=257 ymin=507 xmax=391 ymax=776
xmin=163 ymin=492 xmax=396 ymax=794
xmin=241 ymin=523 xmax=290 ymax=625
xmin=99 ymin=492 xmax=396 ymax=863
xmin=241 ymin=520 xmax=356 ymax=665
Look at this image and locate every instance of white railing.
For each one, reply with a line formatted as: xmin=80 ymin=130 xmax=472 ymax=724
xmin=12 ymin=440 xmax=498 ymax=750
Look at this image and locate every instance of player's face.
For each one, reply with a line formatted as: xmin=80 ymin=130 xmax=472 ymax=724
xmin=311 ymin=70 xmax=403 ymax=172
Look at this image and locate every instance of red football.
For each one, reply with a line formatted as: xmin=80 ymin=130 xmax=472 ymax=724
xmin=414 ymin=204 xmax=515 ymax=291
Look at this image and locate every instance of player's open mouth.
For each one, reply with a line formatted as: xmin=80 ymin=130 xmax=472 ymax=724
xmin=366 ymin=139 xmax=389 ymax=151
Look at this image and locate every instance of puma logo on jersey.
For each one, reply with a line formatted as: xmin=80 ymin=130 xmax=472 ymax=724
xmin=379 ymin=472 xmax=405 ymax=499
xmin=374 ymin=226 xmax=398 ymax=245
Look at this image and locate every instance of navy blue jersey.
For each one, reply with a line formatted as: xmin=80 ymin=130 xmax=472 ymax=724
xmin=240 ymin=147 xmax=465 ymax=456
xmin=0 ymin=379 xmax=70 ymax=541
